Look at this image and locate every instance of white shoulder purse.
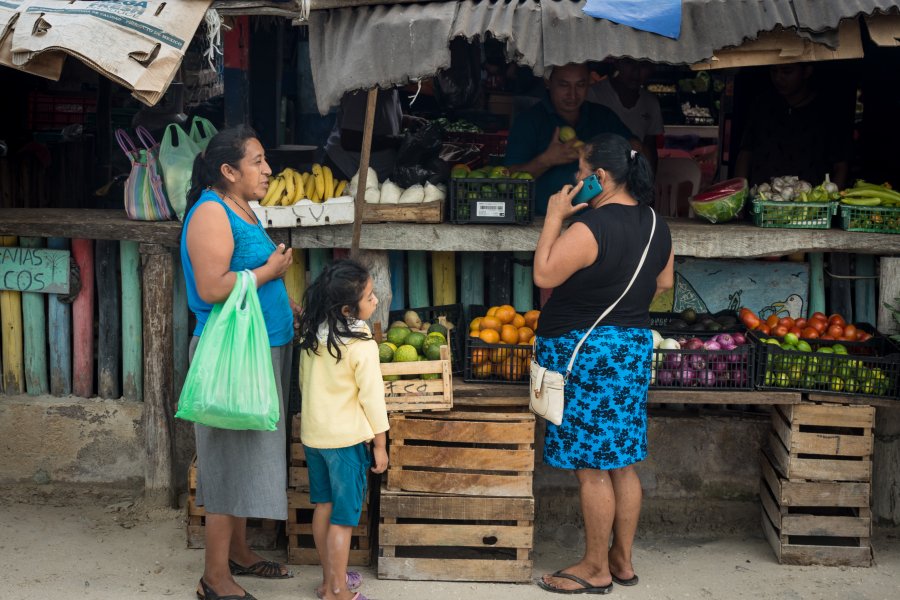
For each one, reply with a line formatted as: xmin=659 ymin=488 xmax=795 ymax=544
xmin=530 ymin=209 xmax=657 ymax=426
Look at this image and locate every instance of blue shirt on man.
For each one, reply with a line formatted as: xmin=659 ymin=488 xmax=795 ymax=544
xmin=505 ymin=96 xmax=634 ymax=215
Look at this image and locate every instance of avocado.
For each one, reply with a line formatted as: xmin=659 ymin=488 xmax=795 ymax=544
xmin=680 ymin=308 xmax=698 ymax=325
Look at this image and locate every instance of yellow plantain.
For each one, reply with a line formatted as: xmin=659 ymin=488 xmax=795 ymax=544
xmin=312 ymin=164 xmax=325 ymax=200
xmin=334 ymin=180 xmax=348 ymax=197
xmin=262 ymin=176 xmax=285 ymax=206
xmin=293 ymin=171 xmax=305 ymax=202
xmin=281 ymin=169 xmax=294 ymax=202
xmin=305 ymin=173 xmax=317 ymax=202
xmin=260 ymin=176 xmax=279 ymax=205
xmin=322 ymin=165 xmax=334 ymax=201
xmin=301 ymin=172 xmax=310 ymax=188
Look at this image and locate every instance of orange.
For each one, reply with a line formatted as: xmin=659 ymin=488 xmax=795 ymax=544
xmin=469 ymin=317 xmax=482 ymax=331
xmin=523 ymin=310 xmax=541 ymax=330
xmin=517 ymin=326 xmax=534 ymax=343
xmin=486 ymin=306 xmax=499 ymax=317
xmin=511 ymin=313 xmax=525 ymax=328
xmin=473 ymin=362 xmax=493 ymax=379
xmin=528 ymin=336 xmax=535 ymax=345
xmin=499 ymin=356 xmax=526 ymax=381
xmin=499 ymin=304 xmax=515 ymax=315
xmin=480 ymin=316 xmax=502 ymax=332
xmin=500 ymin=324 xmax=519 ymax=344
xmin=478 ymin=328 xmax=500 ymax=344
xmin=490 ymin=347 xmax=510 ymax=363
xmin=469 ymin=330 xmax=480 ymax=338
xmin=495 ymin=306 xmax=515 ymax=325
xmin=471 ymin=348 xmax=489 ymax=365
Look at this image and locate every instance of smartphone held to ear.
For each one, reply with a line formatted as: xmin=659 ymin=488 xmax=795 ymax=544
xmin=572 ymin=174 xmax=602 ymax=205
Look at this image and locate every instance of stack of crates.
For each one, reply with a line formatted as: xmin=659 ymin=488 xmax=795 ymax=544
xmin=760 ymin=403 xmax=874 ymax=567
xmin=378 ymin=410 xmax=536 ymax=582
xmin=286 ymin=415 xmax=373 ymax=566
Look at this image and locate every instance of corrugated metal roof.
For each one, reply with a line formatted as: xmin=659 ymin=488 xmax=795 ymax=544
xmin=307 ymin=0 xmax=900 ymax=113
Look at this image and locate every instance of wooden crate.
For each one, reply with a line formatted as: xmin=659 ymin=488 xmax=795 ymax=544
xmin=186 ymin=459 xmax=280 ymax=550
xmin=386 ymin=411 xmax=535 ymax=497
xmin=768 ymin=403 xmax=874 ymax=483
xmin=381 ymin=341 xmax=453 ymax=413
xmin=363 ymin=200 xmax=444 ymax=224
xmin=378 ymin=488 xmax=534 ymax=582
xmin=760 ymin=449 xmax=872 ymax=567
xmin=286 ymin=490 xmax=373 ymax=566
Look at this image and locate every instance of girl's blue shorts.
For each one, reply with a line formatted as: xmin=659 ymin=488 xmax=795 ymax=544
xmin=303 ymin=442 xmax=370 ymax=526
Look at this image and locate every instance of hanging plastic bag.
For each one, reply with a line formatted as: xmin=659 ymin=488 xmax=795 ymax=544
xmin=115 ymin=126 xmax=175 ymax=221
xmin=392 ymin=122 xmax=448 ymax=187
xmin=175 ymin=271 xmax=280 ymax=431
xmin=189 ymin=116 xmax=219 ymax=152
xmin=159 ymin=122 xmax=200 ymax=221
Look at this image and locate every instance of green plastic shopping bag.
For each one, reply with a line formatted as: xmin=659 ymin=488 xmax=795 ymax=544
xmin=159 ymin=122 xmax=200 ymax=221
xmin=189 ymin=116 xmax=219 ymax=151
xmin=175 ymin=271 xmax=279 ymax=431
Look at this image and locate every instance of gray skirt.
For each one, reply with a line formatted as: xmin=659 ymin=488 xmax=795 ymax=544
xmin=191 ymin=336 xmax=293 ymax=520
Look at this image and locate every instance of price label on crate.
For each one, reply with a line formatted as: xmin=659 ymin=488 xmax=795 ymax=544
xmin=476 ymin=201 xmax=506 ymax=218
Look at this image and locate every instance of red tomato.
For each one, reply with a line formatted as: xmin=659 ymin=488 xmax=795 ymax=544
xmin=778 ymin=316 xmax=795 ymax=329
xmin=766 ymin=315 xmax=780 ymax=329
xmin=801 ymin=327 xmax=819 ymax=339
xmin=858 ymin=332 xmax=873 ymax=342
xmin=842 ymin=324 xmax=857 ymax=339
xmin=809 ymin=318 xmax=827 ymax=334
xmin=811 ymin=312 xmax=827 ymax=321
xmin=773 ymin=325 xmax=790 ymax=338
xmin=820 ymin=334 xmax=835 ymax=341
xmin=856 ymin=330 xmax=866 ymax=341
xmin=757 ymin=324 xmax=771 ymax=336
xmin=827 ymin=324 xmax=844 ymax=338
xmin=828 ymin=314 xmax=847 ymax=327
xmin=794 ymin=318 xmax=807 ymax=329
xmin=741 ymin=312 xmax=761 ymax=330
xmin=789 ymin=326 xmax=803 ymax=336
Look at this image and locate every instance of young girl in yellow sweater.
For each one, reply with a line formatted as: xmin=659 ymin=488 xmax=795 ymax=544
xmin=297 ymin=259 xmax=389 ymax=600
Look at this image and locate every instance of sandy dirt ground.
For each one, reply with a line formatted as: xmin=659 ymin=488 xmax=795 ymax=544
xmin=1 ymin=489 xmax=899 ymax=600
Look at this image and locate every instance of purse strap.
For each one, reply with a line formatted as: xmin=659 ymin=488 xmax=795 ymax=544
xmin=563 ymin=207 xmax=657 ymax=380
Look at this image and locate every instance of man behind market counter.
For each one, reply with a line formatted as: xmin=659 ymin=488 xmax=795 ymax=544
xmin=505 ymin=63 xmax=636 ymax=215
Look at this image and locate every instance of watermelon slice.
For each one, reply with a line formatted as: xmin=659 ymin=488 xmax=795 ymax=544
xmin=689 ymin=178 xmax=748 ymax=224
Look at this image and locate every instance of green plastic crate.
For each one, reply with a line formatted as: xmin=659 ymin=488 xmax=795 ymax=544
xmin=839 ymin=204 xmax=900 ymax=234
xmin=751 ymin=198 xmax=835 ymax=229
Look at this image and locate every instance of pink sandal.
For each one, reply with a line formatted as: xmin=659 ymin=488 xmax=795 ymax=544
xmin=315 ymin=572 xmax=363 ymax=599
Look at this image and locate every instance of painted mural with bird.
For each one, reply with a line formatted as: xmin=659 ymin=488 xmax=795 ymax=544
xmin=759 ymin=294 xmax=805 ymax=319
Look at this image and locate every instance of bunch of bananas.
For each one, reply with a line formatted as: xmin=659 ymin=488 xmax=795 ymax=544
xmin=259 ymin=165 xmax=349 ymax=207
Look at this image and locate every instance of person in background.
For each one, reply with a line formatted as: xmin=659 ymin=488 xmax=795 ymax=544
xmin=297 ymin=260 xmax=390 ymax=600
xmin=735 ymin=63 xmax=851 ymax=188
xmin=587 ymin=59 xmax=664 ymax=173
xmin=182 ymin=126 xmax=300 ymax=600
xmin=532 ymin=133 xmax=673 ymax=594
xmin=505 ymin=63 xmax=637 ymax=215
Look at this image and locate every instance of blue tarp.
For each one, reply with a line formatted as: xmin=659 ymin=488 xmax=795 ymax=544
xmin=583 ymin=0 xmax=683 ymax=39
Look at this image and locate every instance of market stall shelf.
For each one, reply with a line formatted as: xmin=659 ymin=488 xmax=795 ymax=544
xmin=760 ymin=403 xmax=874 ymax=566
xmin=185 ymin=458 xmax=279 ymax=550
xmin=378 ymin=489 xmax=534 ymax=583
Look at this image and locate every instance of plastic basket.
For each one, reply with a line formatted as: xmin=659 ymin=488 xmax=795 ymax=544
xmin=750 ymin=331 xmax=900 ymax=400
xmin=388 ymin=304 xmax=463 ymax=374
xmin=449 ymin=177 xmax=534 ymax=224
xmin=651 ymin=334 xmax=756 ymax=390
xmin=463 ymin=336 xmax=532 ymax=385
xmin=751 ymin=198 xmax=835 ymax=229
xmin=839 ymin=204 xmax=900 ymax=234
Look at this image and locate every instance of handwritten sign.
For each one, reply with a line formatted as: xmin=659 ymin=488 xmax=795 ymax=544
xmin=0 ymin=246 xmax=70 ymax=294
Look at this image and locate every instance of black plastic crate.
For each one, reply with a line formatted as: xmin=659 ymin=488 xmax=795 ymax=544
xmin=750 ymin=331 xmax=900 ymax=400
xmin=388 ymin=304 xmax=463 ymax=374
xmin=463 ymin=335 xmax=532 ymax=385
xmin=449 ymin=177 xmax=534 ymax=224
xmin=649 ymin=309 xmax=741 ymax=334
xmin=651 ymin=333 xmax=756 ymax=390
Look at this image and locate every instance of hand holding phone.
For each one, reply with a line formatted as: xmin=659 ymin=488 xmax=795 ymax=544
xmin=572 ymin=174 xmax=602 ymax=205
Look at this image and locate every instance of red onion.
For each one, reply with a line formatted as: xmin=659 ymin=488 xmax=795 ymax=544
xmin=675 ymin=336 xmax=688 ymax=347
xmin=657 ymin=370 xmax=676 ymax=386
xmin=732 ymin=333 xmax=747 ymax=345
xmin=730 ymin=370 xmax=747 ymax=386
xmin=664 ymin=353 xmax=684 ymax=369
xmin=703 ymin=340 xmax=722 ymax=351
xmin=716 ymin=333 xmax=735 ymax=347
xmin=688 ymin=354 xmax=707 ymax=371
xmin=697 ymin=370 xmax=717 ymax=386
xmin=685 ymin=338 xmax=704 ymax=350
xmin=678 ymin=367 xmax=697 ymax=385
xmin=725 ymin=352 xmax=742 ymax=364
xmin=712 ymin=358 xmax=729 ymax=372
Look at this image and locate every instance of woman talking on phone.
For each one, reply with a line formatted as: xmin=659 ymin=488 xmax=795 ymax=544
xmin=533 ymin=133 xmax=673 ymax=594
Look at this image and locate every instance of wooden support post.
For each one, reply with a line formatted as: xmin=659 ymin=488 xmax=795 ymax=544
xmin=487 ymin=252 xmax=512 ymax=307
xmin=808 ymin=252 xmax=825 ymax=316
xmin=512 ymin=251 xmax=534 ymax=313
xmin=388 ymin=251 xmax=406 ymax=311
xmin=350 ymin=88 xmax=378 ymax=257
xmin=877 ymin=257 xmax=900 ymax=335
xmin=431 ymin=251 xmax=457 ymax=306
xmin=121 ymin=241 xmax=143 ymax=402
xmin=20 ymin=237 xmax=48 ymax=395
xmin=358 ymin=251 xmax=392 ymax=334
xmin=0 ymin=236 xmax=24 ymax=394
xmin=71 ymin=239 xmax=94 ymax=398
xmin=95 ymin=240 xmax=120 ymax=399
xmin=874 ymin=257 xmax=900 ymax=525
xmin=854 ymin=254 xmax=876 ymax=326
xmin=47 ymin=238 xmax=72 ymax=396
xmin=407 ymin=251 xmax=429 ymax=308
xmin=172 ymin=254 xmax=189 ymax=401
xmin=460 ymin=252 xmax=484 ymax=314
xmin=308 ymin=248 xmax=330 ymax=282
xmin=283 ymin=247 xmax=307 ymax=304
xmin=141 ymin=243 xmax=174 ymax=506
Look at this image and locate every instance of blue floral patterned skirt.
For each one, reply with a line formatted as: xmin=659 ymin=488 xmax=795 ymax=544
xmin=536 ymin=325 xmax=652 ymax=471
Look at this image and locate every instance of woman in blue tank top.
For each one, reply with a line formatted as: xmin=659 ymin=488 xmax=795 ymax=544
xmin=180 ymin=126 xmax=297 ymax=600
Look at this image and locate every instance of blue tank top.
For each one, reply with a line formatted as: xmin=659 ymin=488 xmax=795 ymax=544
xmin=180 ymin=189 xmax=294 ymax=346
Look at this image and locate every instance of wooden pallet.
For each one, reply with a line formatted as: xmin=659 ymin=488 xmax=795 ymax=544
xmin=286 ymin=490 xmax=373 ymax=566
xmin=386 ymin=410 xmax=535 ymax=497
xmin=378 ymin=488 xmax=534 ymax=582
xmin=759 ymin=448 xmax=872 ymax=567
xmin=768 ymin=403 xmax=874 ymax=483
xmin=185 ymin=459 xmax=280 ymax=550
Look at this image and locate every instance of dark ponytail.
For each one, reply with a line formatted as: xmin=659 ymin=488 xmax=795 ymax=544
xmin=584 ymin=133 xmax=655 ymax=206
xmin=186 ymin=125 xmax=258 ymax=212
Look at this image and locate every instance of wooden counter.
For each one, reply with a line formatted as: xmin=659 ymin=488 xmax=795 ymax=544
xmin=0 ymin=209 xmax=181 ymax=247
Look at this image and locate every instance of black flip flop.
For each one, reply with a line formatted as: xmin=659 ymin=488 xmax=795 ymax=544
xmin=536 ymin=570 xmax=613 ymax=595
xmin=229 ymin=558 xmax=294 ymax=579
xmin=196 ymin=578 xmax=257 ymax=600
xmin=612 ymin=573 xmax=639 ymax=586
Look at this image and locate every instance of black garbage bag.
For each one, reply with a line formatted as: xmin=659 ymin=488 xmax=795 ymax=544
xmin=392 ymin=122 xmax=448 ymax=187
xmin=433 ymin=38 xmax=482 ymax=111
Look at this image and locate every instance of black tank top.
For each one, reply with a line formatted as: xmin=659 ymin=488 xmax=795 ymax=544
xmin=536 ymin=204 xmax=672 ymax=337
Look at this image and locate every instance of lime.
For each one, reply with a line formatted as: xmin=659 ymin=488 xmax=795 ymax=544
xmin=817 ymin=347 xmax=834 ymax=354
xmin=844 ymin=378 xmax=859 ymax=393
xmin=766 ymin=338 xmax=781 ymax=346
xmin=378 ymin=343 xmax=395 ymax=363
xmin=383 ymin=374 xmax=401 ymax=382
xmin=427 ymin=323 xmax=449 ymax=339
xmin=425 ymin=331 xmax=447 ymax=344
xmin=393 ymin=345 xmax=419 ymax=363
xmin=422 ymin=372 xmax=441 ymax=380
xmin=832 ymin=344 xmax=849 ymax=355
xmin=775 ymin=372 xmax=791 ymax=388
xmin=405 ymin=332 xmax=427 ymax=354
xmin=386 ymin=327 xmax=410 ymax=347
xmin=385 ymin=342 xmax=398 ymax=352
xmin=829 ymin=377 xmax=845 ymax=392
xmin=784 ymin=333 xmax=799 ymax=345
xmin=796 ymin=340 xmax=812 ymax=353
